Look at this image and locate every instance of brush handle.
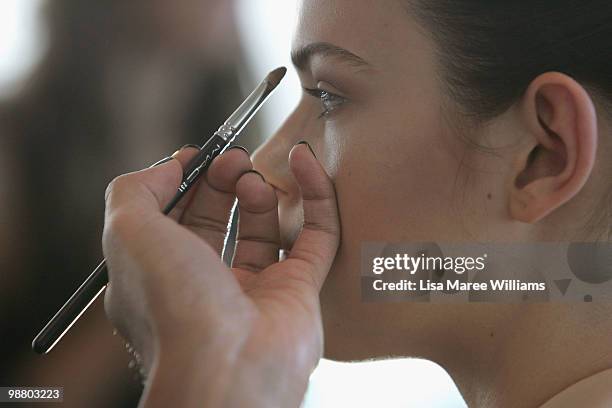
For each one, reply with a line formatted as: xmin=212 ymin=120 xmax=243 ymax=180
xmin=32 ymin=135 xmax=229 ymax=354
xmin=32 ymin=260 xmax=109 ymax=354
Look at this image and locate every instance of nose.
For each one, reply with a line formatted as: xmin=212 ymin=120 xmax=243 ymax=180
xmin=251 ymin=100 xmax=319 ymax=197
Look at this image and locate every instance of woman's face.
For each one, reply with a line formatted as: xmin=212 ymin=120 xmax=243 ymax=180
xmin=252 ymin=0 xmax=516 ymax=359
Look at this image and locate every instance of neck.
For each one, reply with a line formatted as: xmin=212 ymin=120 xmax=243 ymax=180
xmin=444 ymin=304 xmax=612 ymax=408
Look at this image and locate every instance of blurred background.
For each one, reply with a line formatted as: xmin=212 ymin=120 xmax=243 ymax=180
xmin=0 ymin=0 xmax=465 ymax=406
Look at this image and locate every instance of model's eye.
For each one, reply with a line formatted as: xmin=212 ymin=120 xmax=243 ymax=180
xmin=303 ymin=87 xmax=347 ymax=118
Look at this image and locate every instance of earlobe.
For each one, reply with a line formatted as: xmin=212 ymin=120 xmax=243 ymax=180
xmin=509 ymin=72 xmax=598 ymax=223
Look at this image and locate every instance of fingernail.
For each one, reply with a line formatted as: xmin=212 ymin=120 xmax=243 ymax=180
xmin=171 ymin=144 xmax=200 ymax=158
xmin=150 ymin=156 xmax=174 ymax=167
xmin=296 ymin=140 xmax=316 ymax=158
xmin=244 ymin=169 xmax=266 ymax=182
xmin=181 ymin=143 xmax=201 ymax=150
xmin=227 ymin=145 xmax=250 ymax=155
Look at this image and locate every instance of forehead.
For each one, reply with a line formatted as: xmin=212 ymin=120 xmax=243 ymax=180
xmin=293 ymin=0 xmax=418 ymax=67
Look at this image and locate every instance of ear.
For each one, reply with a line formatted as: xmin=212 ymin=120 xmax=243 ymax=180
xmin=510 ymin=72 xmax=598 ymax=223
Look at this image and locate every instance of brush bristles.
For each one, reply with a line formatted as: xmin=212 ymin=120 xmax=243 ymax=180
xmin=265 ymin=67 xmax=287 ymax=89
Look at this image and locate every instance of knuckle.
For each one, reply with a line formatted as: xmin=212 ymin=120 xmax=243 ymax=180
xmin=103 ymin=175 xmax=143 ymax=243
xmin=104 ymin=174 xmax=129 ymax=203
xmin=237 ymin=235 xmax=281 ymax=247
xmin=292 ymin=246 xmax=326 ymax=269
xmin=286 ymin=255 xmax=322 ymax=288
xmin=303 ymin=218 xmax=339 ymax=236
xmin=104 ymin=210 xmax=128 ymax=236
xmin=184 ymin=212 xmax=228 ymax=235
xmin=232 ymin=260 xmax=265 ymax=273
xmin=102 ymin=210 xmax=134 ymax=252
xmin=303 ymin=199 xmax=341 ymax=233
xmin=303 ymin=210 xmax=340 ymax=237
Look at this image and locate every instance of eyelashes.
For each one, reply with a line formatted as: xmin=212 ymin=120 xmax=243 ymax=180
xmin=303 ymin=87 xmax=347 ymax=118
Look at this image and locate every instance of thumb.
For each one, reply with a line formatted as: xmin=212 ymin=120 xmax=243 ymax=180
xmin=287 ymin=141 xmax=341 ymax=291
xmin=104 ymin=156 xmax=184 ymax=217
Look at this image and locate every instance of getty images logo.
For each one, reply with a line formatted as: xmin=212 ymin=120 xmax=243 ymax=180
xmin=372 ymin=252 xmax=488 ymax=275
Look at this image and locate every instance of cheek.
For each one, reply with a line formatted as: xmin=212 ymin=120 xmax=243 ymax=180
xmin=318 ymin=119 xmax=468 ymax=310
xmin=326 ymin=116 xmax=465 ymax=244
xmin=317 ymin=127 xmax=465 ymax=355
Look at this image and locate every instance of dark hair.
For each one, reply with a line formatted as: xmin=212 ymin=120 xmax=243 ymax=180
xmin=407 ymin=1 xmax=612 ymax=121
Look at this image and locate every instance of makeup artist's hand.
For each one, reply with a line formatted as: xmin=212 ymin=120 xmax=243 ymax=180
xmin=102 ymin=143 xmax=339 ymax=408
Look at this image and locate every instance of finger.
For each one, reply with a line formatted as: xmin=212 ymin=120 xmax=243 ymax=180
xmin=105 ymin=154 xmax=185 ymax=217
xmin=102 ymin=154 xmax=245 ymax=368
xmin=231 ymin=170 xmax=281 ymax=273
xmin=287 ymin=141 xmax=341 ymax=291
xmin=103 ymin=162 xmax=243 ymax=306
xmin=179 ymin=146 xmax=252 ymax=254
xmin=148 ymin=142 xmax=199 ymax=169
xmin=163 ymin=144 xmax=202 ymax=221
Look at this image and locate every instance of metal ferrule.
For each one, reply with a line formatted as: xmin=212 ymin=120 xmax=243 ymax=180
xmin=213 ymin=123 xmax=237 ymax=142
xmin=222 ymin=78 xmax=276 ymax=137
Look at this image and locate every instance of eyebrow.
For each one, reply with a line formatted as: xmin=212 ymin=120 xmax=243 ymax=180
xmin=290 ymin=42 xmax=371 ymax=71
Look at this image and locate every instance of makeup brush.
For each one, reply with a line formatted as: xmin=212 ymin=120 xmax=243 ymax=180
xmin=32 ymin=67 xmax=287 ymax=354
